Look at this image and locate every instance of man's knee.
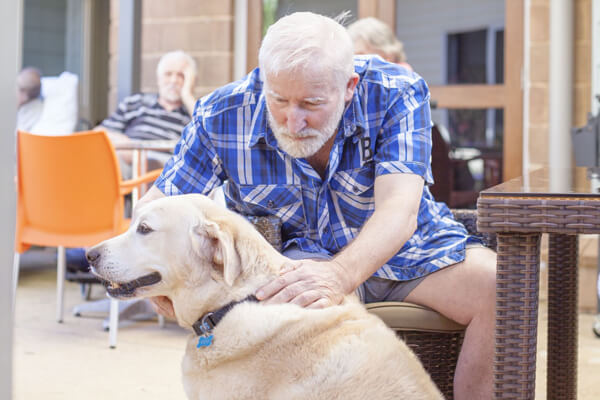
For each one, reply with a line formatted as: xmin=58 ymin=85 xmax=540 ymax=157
xmin=465 ymin=247 xmax=496 ymax=313
xmin=405 ymin=247 xmax=496 ymax=325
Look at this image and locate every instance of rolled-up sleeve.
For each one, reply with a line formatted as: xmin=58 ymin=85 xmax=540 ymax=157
xmin=373 ymin=77 xmax=433 ymax=185
xmin=154 ymin=107 xmax=225 ymax=196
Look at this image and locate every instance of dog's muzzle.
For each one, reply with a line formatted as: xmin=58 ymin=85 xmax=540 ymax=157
xmin=98 ymin=272 xmax=162 ymax=298
xmin=86 ymin=248 xmax=162 ymax=298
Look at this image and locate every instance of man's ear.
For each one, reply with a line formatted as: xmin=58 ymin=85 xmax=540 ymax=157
xmin=344 ymin=73 xmax=359 ymax=103
xmin=202 ymin=220 xmax=242 ymax=286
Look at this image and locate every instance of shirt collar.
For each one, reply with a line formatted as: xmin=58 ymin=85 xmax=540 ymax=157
xmin=340 ymin=88 xmax=367 ymax=140
xmin=247 ymin=92 xmax=275 ymax=148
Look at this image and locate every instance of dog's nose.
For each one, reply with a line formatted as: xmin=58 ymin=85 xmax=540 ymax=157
xmin=86 ymin=249 xmax=101 ymax=264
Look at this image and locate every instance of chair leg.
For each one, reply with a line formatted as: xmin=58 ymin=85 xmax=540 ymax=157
xmin=57 ymin=246 xmax=66 ymax=323
xmin=109 ymin=298 xmax=119 ymax=348
xmin=12 ymin=253 xmax=20 ymax=311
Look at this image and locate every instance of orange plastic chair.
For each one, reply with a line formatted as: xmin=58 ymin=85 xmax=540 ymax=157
xmin=13 ymin=130 xmax=161 ymax=344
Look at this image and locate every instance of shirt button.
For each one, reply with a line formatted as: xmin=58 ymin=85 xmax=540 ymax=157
xmin=353 ymin=186 xmax=359 ymax=193
xmin=267 ymin=200 xmax=275 ymax=208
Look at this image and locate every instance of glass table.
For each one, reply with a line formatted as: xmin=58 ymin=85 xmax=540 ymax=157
xmin=477 ymin=167 xmax=600 ymax=399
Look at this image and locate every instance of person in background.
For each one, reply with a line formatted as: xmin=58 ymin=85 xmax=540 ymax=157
xmin=96 ymin=50 xmax=197 ymax=174
xmin=347 ymin=17 xmax=413 ymax=71
xmin=16 ymin=67 xmax=44 ymax=131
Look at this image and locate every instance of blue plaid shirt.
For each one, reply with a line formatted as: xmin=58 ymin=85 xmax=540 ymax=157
xmin=155 ymin=56 xmax=473 ymax=281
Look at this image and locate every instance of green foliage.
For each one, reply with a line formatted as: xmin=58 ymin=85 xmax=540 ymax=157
xmin=262 ymin=0 xmax=278 ymax=37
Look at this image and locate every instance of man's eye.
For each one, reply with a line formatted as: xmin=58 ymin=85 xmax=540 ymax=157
xmin=136 ymin=223 xmax=153 ymax=235
xmin=304 ymin=102 xmax=320 ymax=108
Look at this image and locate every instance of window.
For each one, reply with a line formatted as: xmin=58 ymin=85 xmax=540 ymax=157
xmin=445 ymin=28 xmax=504 ymax=151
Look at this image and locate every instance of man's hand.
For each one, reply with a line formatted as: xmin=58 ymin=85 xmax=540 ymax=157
xmin=255 ymin=259 xmax=354 ymax=309
xmin=149 ymin=295 xmax=176 ymax=319
xmin=181 ymin=64 xmax=197 ymax=115
xmin=182 ymin=64 xmax=197 ymax=97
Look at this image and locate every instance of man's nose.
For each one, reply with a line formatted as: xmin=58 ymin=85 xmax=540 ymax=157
xmin=166 ymin=73 xmax=179 ymax=84
xmin=286 ymin=107 xmax=306 ymax=134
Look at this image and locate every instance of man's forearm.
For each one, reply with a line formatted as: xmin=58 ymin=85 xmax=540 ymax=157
xmin=182 ymin=93 xmax=196 ymax=118
xmin=333 ymin=173 xmax=424 ymax=294
xmin=333 ymin=198 xmax=418 ymax=293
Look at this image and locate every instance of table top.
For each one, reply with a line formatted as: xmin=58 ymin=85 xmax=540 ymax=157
xmin=113 ymin=139 xmax=178 ymax=151
xmin=477 ymin=167 xmax=600 ymax=234
xmin=480 ymin=166 xmax=600 ymax=198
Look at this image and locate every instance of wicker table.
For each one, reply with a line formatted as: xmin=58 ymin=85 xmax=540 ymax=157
xmin=477 ymin=167 xmax=598 ymax=399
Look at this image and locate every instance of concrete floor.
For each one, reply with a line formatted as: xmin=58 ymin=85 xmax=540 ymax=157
xmin=11 ymin=247 xmax=600 ymax=399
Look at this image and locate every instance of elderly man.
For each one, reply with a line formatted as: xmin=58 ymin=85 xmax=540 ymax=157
xmin=138 ymin=13 xmax=495 ymax=399
xmin=97 ymin=50 xmax=197 ymax=172
xmin=16 ymin=67 xmax=44 ymax=131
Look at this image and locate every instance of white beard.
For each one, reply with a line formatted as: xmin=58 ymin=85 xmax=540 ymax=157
xmin=267 ymin=98 xmax=346 ymax=159
xmin=159 ymin=85 xmax=182 ymax=103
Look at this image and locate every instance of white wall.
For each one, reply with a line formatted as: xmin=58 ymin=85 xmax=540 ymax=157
xmin=395 ymin=0 xmax=505 ymax=86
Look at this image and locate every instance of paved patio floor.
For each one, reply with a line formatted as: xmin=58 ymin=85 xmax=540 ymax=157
xmin=11 ymin=247 xmax=600 ymax=399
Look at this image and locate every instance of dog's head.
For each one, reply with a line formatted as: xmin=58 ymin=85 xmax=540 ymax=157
xmin=87 ymin=194 xmax=268 ymax=317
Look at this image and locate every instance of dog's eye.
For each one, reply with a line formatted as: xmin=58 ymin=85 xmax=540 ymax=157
xmin=136 ymin=222 xmax=153 ymax=235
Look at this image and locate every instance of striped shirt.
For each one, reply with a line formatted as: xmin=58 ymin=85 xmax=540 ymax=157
xmin=101 ymin=93 xmax=190 ymax=140
xmin=156 ymin=56 xmax=476 ymax=281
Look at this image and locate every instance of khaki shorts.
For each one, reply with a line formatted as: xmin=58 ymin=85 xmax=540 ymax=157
xmin=282 ymin=246 xmax=426 ymax=303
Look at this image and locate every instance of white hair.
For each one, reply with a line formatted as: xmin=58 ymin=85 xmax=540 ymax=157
xmin=258 ymin=12 xmax=354 ymax=91
xmin=347 ymin=17 xmax=407 ymax=63
xmin=156 ymin=50 xmax=197 ymax=76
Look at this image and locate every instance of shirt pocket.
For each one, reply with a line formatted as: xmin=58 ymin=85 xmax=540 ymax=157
xmin=237 ymin=184 xmax=307 ymax=232
xmin=329 ymin=167 xmax=375 ymax=228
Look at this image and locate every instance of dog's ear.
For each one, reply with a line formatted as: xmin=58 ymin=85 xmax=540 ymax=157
xmin=201 ymin=220 xmax=242 ymax=286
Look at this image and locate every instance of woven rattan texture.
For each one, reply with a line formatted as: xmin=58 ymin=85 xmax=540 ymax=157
xmin=399 ymin=330 xmax=464 ymax=400
xmin=451 ymin=209 xmax=497 ymax=249
xmin=547 ymin=234 xmax=578 ymax=400
xmin=246 ymin=215 xmax=282 ymax=251
xmin=495 ymin=233 xmax=540 ymax=399
xmin=477 ymin=197 xmax=600 ymax=234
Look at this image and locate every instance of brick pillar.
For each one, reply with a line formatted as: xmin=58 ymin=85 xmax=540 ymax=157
xmin=108 ymin=0 xmax=235 ymax=113
xmin=526 ymin=0 xmax=591 ymax=176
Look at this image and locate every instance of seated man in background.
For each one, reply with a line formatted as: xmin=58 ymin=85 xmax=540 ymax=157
xmin=16 ymin=67 xmax=44 ymax=131
xmin=97 ymin=50 xmax=197 ymax=175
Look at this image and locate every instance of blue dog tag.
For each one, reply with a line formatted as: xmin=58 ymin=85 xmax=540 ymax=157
xmin=197 ymin=334 xmax=214 ymax=348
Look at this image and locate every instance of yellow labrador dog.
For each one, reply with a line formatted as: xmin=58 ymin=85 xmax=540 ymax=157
xmin=87 ymin=194 xmax=443 ymax=400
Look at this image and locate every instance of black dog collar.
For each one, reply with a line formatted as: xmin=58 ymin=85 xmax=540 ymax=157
xmin=192 ymin=295 xmax=259 ymax=337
